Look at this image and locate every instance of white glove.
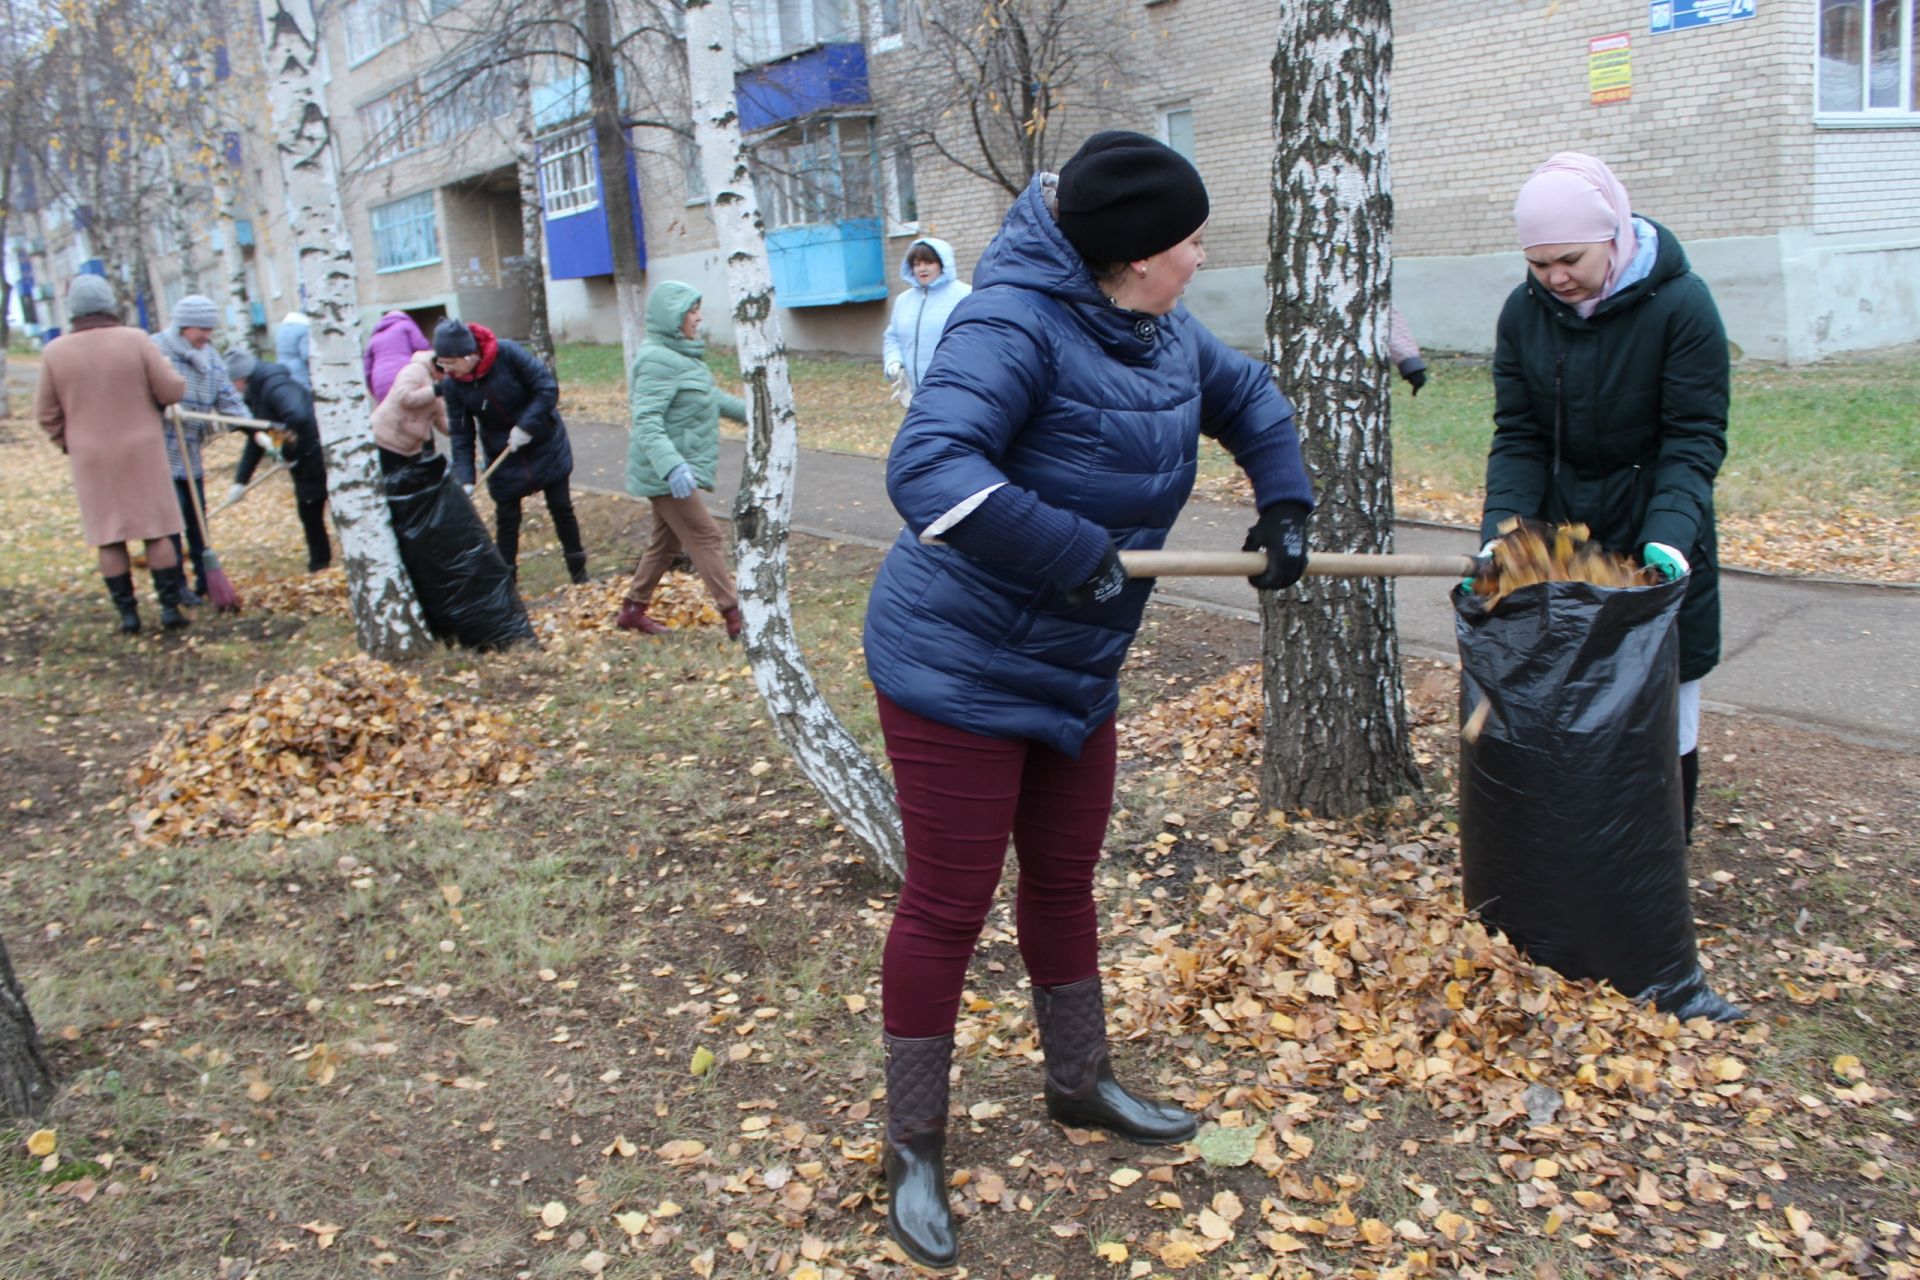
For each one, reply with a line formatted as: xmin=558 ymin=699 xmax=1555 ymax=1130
xmin=225 ymin=482 xmax=248 ymax=507
xmin=251 ymin=431 xmax=272 ymax=451
xmin=462 ymin=484 xmax=475 ymax=498
xmin=507 ymin=426 xmax=532 ymax=450
xmin=884 ymin=361 xmax=903 ymax=382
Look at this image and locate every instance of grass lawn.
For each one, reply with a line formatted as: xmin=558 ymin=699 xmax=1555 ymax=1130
xmin=1 ymin=413 xmax=1915 ymax=1278
xmin=556 ymin=341 xmax=1918 ymax=582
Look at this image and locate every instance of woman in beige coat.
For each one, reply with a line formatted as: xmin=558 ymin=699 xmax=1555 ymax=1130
xmin=36 ymin=275 xmax=193 ymax=633
xmin=371 ymin=348 xmax=447 ymax=473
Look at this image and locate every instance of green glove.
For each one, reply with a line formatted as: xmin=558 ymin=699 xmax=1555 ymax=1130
xmin=1460 ymin=540 xmax=1497 ymax=594
xmin=1642 ymin=542 xmax=1689 ymax=581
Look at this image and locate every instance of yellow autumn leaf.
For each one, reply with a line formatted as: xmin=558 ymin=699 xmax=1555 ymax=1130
xmin=25 ymin=1130 xmax=56 ymax=1157
xmin=613 ymin=1211 xmax=648 ymax=1236
xmin=1095 ymin=1241 xmax=1128 ymax=1263
xmin=690 ymin=1046 xmax=715 ymax=1076
xmin=1109 ymin=1168 xmax=1144 ymax=1188
xmin=539 ymin=1201 xmax=567 ymax=1228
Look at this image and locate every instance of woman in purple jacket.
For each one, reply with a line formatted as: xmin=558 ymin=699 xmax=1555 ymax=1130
xmin=363 ymin=310 xmax=431 ymax=405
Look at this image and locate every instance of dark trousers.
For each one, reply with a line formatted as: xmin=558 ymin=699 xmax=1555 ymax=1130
xmin=495 ymin=477 xmax=583 ymax=568
xmin=378 ymin=445 xmax=430 ymax=474
xmin=875 ymin=691 xmax=1114 ymax=1039
xmin=296 ymin=495 xmax=332 ymax=570
xmin=170 ymin=476 xmax=208 ymax=588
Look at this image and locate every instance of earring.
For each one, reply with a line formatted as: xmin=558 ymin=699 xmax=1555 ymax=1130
xmin=1136 ymin=265 xmax=1148 ymax=277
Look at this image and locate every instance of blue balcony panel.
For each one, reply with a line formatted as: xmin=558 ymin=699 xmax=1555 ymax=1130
xmin=767 ymin=217 xmax=886 ymax=308
xmin=736 ymin=44 xmax=870 ymax=134
xmin=540 ymin=132 xmax=648 ymax=281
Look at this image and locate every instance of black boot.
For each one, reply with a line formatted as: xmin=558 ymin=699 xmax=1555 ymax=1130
xmin=104 ymin=573 xmax=140 ymax=634
xmin=1033 ymin=976 xmax=1196 ymax=1145
xmin=883 ymin=1033 xmax=957 ymax=1269
xmin=298 ymin=497 xmax=333 ymax=573
xmin=151 ymin=565 xmax=191 ymax=630
xmin=1681 ymin=750 xmax=1700 ymax=843
xmin=565 ymin=550 xmax=589 ymax=585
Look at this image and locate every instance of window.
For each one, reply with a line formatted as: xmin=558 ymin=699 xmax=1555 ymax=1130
xmin=344 ymin=0 xmax=409 ymax=64
xmin=1819 ymin=0 xmax=1919 ymax=114
xmin=887 ymin=142 xmax=917 ymax=227
xmin=540 ymin=129 xmax=599 ymax=217
xmin=737 ymin=0 xmax=852 ymax=65
xmin=751 ymin=116 xmax=877 ymax=229
xmin=425 ymin=56 xmax=514 ymax=141
xmin=1158 ymin=103 xmax=1196 ymax=162
xmin=371 ymin=192 xmax=440 ymax=272
xmin=360 ymin=82 xmax=425 ymax=164
xmin=681 ymin=133 xmax=707 ymax=204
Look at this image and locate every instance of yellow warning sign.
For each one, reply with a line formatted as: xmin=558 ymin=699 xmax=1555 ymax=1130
xmin=1589 ymin=32 xmax=1632 ymax=105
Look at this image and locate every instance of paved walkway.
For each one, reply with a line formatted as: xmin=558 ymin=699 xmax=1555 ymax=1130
xmin=566 ymin=420 xmax=1920 ymax=752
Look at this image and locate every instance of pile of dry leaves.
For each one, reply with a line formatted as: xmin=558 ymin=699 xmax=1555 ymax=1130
xmin=1119 ymin=662 xmax=1265 ymax=771
xmin=129 ymin=656 xmax=543 ymax=844
xmin=529 ymin=572 xmax=723 ymax=646
xmin=228 ymin=565 xmax=352 ymax=619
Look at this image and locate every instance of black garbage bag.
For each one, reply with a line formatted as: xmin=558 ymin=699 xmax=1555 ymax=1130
xmin=1454 ymin=576 xmax=1739 ymax=1022
xmin=384 ymin=454 xmax=535 ymax=651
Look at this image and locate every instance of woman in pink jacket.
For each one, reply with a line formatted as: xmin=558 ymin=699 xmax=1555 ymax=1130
xmin=363 ymin=310 xmax=431 ymax=404
xmin=371 ymin=349 xmax=448 ymax=473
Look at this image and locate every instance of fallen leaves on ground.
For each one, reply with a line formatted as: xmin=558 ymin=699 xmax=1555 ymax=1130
xmin=229 ymin=564 xmax=351 ymax=618
xmin=128 ymin=655 xmax=544 ymax=844
xmin=528 ymin=572 xmax=723 ymax=645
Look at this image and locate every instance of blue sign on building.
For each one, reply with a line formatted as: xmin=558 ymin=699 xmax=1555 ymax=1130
xmin=1650 ymin=0 xmax=1756 ymax=34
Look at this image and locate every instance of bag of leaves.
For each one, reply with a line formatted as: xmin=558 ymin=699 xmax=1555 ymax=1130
xmin=384 ymin=454 xmax=535 ymax=651
xmin=1454 ymin=574 xmax=1736 ymax=1021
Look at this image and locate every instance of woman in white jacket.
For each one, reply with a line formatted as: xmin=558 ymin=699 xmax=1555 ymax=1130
xmin=881 ymin=237 xmax=969 ymax=408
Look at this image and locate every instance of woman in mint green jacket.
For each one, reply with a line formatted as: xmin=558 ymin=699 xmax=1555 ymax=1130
xmin=619 ymin=281 xmax=749 ymax=638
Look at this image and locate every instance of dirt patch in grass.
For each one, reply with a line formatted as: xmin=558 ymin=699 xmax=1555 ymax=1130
xmin=0 ymin=456 xmax=1914 ymax=1278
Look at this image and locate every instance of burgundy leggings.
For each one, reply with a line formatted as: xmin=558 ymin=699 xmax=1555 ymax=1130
xmin=876 ymin=692 xmax=1115 ymax=1038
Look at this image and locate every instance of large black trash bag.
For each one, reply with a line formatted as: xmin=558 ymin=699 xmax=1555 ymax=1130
xmin=384 ymin=454 xmax=535 ymax=651
xmin=1454 ymin=576 xmax=1739 ymax=1022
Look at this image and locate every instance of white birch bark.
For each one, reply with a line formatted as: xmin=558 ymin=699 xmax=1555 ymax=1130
xmin=685 ymin=0 xmax=906 ymax=879
xmin=1259 ymin=0 xmax=1419 ymax=815
xmin=213 ymin=163 xmax=255 ymax=343
xmin=260 ymin=0 xmax=433 ymax=659
xmin=514 ymin=73 xmax=554 ymax=369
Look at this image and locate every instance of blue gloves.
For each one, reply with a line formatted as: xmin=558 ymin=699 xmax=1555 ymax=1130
xmin=1642 ymin=542 xmax=1690 ymax=581
xmin=666 ymin=463 xmax=698 ymax=500
xmin=1462 ymin=539 xmax=1498 ymax=594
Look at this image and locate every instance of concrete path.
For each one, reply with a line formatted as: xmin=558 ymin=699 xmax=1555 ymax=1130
xmin=568 ymin=419 xmax=1919 ymax=752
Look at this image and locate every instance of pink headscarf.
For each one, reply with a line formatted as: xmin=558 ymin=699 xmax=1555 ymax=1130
xmin=1512 ymin=152 xmax=1637 ymax=317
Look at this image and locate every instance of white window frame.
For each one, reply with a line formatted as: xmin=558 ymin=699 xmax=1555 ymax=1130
xmin=360 ymin=82 xmax=425 ymax=165
xmin=1157 ymin=101 xmax=1196 ymax=161
xmin=869 ymin=0 xmax=904 ymax=53
xmin=737 ymin=0 xmax=852 ymax=66
xmin=540 ymin=128 xmax=600 ymax=218
xmin=1815 ymin=0 xmax=1920 ymax=123
xmin=752 ymin=115 xmax=878 ymax=230
xmin=681 ymin=133 xmax=708 ymax=206
xmin=883 ymin=141 xmax=918 ymax=234
xmin=344 ymin=0 xmax=410 ymax=66
xmin=371 ymin=191 xmax=441 ymax=273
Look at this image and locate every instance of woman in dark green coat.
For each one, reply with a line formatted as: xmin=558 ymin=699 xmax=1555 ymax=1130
xmin=1480 ymin=152 xmax=1729 ymax=836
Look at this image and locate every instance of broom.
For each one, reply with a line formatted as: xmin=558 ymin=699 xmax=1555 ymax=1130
xmin=167 ymin=408 xmax=243 ymax=613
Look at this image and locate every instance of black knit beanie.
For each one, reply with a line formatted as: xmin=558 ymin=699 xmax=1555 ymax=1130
xmin=433 ymin=318 xmax=477 ymax=358
xmin=1056 ymin=131 xmax=1210 ymax=266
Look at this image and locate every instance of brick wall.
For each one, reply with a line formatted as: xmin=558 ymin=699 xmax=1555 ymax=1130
xmin=1813 ymin=129 xmax=1920 ymax=234
xmin=1393 ymin=0 xmax=1812 ymax=257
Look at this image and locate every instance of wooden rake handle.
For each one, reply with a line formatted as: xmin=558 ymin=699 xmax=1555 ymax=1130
xmin=475 ymin=442 xmax=518 ymax=489
xmin=1120 ymin=550 xmax=1476 ymax=579
xmin=174 ymin=408 xmax=279 ymax=431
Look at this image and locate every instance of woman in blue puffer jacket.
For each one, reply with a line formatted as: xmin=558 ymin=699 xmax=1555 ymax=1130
xmin=863 ymin=131 xmax=1315 ymax=1269
xmin=880 ymin=236 xmax=970 ymax=408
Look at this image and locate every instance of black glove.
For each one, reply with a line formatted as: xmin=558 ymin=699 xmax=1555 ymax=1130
xmin=432 ymin=380 xmax=446 ymax=397
xmin=1059 ymin=541 xmax=1127 ymax=611
xmin=1243 ymin=502 xmax=1310 ymax=590
xmin=1403 ymin=366 xmax=1428 ymax=396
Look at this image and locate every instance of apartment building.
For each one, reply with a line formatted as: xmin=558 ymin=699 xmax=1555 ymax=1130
xmin=13 ymin=0 xmax=1915 ymax=365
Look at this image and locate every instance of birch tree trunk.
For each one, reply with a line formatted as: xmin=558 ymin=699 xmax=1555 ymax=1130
xmin=685 ymin=0 xmax=906 ymax=879
xmin=514 ymin=73 xmax=554 ymax=370
xmin=260 ymin=0 xmax=433 ymax=659
xmin=213 ymin=161 xmax=256 ymax=345
xmin=1259 ymin=0 xmax=1419 ymax=815
xmin=584 ymin=0 xmax=647 ymax=364
xmin=0 ymin=932 xmax=56 ymax=1118
xmin=166 ymin=151 xmax=202 ymax=296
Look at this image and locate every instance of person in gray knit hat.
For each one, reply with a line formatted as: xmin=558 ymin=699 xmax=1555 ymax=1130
xmin=151 ymin=294 xmax=249 ymax=600
xmin=36 ymin=275 xmax=195 ymax=632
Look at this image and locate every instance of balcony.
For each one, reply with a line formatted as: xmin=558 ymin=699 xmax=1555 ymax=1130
xmin=766 ymin=217 xmax=886 ymax=307
xmin=736 ymin=43 xmax=870 ymax=134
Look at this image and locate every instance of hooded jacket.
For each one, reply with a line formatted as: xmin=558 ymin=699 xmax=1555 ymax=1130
xmin=882 ymin=237 xmax=972 ymax=391
xmin=443 ymin=323 xmax=574 ymax=500
xmin=370 ymin=349 xmax=447 ymax=460
xmin=864 ymin=174 xmax=1313 ymax=756
xmin=626 ymin=282 xmax=746 ymax=499
xmin=276 ymin=312 xmax=312 ymax=388
xmin=152 ymin=327 xmax=249 ymax=479
xmin=363 ymin=310 xmax=431 ymax=404
xmin=1482 ymin=215 xmax=1727 ymax=681
xmin=234 ymin=361 xmax=328 ymax=503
